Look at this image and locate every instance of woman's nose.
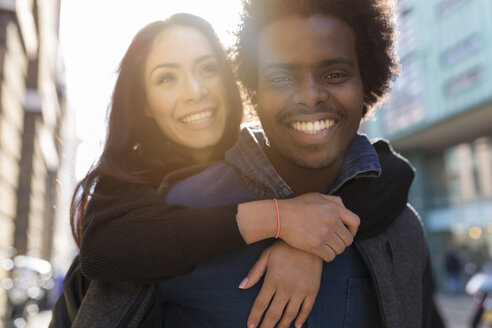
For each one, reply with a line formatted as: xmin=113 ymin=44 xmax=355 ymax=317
xmin=182 ymin=76 xmax=206 ymax=102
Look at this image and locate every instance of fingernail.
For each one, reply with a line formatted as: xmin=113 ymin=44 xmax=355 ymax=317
xmin=295 ymin=323 xmax=303 ymax=328
xmin=248 ymin=324 xmax=256 ymax=328
xmin=238 ymin=277 xmax=248 ymax=289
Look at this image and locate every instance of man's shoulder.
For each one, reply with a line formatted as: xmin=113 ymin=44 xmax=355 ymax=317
xmin=387 ymin=204 xmax=429 ymax=258
xmin=359 ymin=204 xmax=427 ymax=257
xmin=391 ymin=204 xmax=424 ymax=234
xmin=165 ymin=162 xmax=257 ymax=208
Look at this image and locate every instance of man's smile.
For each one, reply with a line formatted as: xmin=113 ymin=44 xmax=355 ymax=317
xmin=289 ymin=118 xmax=336 ymax=134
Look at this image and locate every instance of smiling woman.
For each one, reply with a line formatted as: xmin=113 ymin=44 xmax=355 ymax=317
xmin=143 ymin=25 xmax=228 ymax=161
xmin=59 ymin=0 xmax=244 ymax=179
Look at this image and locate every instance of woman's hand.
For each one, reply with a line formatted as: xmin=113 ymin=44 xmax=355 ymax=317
xmin=239 ymin=240 xmax=322 ymax=328
xmin=237 ymin=193 xmax=359 ymax=262
xmin=278 ymin=193 xmax=359 ymax=262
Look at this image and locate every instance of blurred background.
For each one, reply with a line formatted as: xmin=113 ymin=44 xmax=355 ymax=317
xmin=0 ymin=0 xmax=490 ymax=327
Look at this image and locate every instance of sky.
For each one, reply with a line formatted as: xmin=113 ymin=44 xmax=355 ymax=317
xmin=59 ymin=0 xmax=243 ymax=179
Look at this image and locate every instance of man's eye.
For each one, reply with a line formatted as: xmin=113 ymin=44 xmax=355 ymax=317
xmin=324 ymin=72 xmax=345 ymax=81
xmin=157 ymin=73 xmax=177 ymax=84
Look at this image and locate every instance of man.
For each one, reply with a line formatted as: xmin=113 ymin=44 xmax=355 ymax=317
xmin=159 ymin=0 xmax=443 ymax=327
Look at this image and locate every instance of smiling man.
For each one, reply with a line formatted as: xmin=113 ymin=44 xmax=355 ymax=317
xmin=254 ymin=14 xmax=365 ymax=194
xmin=162 ymin=0 xmax=443 ymax=327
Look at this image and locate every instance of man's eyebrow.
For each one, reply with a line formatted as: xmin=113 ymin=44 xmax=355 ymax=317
xmin=149 ymin=54 xmax=216 ymax=77
xmin=319 ymin=57 xmax=355 ymax=68
xmin=260 ymin=58 xmax=355 ymax=74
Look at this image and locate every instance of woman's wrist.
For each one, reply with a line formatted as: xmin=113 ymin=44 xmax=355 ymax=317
xmin=236 ymin=200 xmax=278 ymax=244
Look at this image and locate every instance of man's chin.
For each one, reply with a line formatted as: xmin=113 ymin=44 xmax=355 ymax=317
xmin=284 ymin=153 xmax=340 ymax=171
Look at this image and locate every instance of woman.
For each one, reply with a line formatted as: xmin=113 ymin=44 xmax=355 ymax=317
xmin=51 ymin=13 xmax=414 ymax=328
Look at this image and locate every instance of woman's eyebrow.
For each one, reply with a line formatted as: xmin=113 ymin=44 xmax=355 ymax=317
xmin=260 ymin=62 xmax=296 ymax=74
xmin=150 ymin=63 xmax=179 ymax=77
xmin=150 ymin=54 xmax=216 ymax=77
xmin=194 ymin=54 xmax=216 ymax=64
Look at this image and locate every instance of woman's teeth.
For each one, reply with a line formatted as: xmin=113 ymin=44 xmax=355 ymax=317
xmin=290 ymin=119 xmax=335 ymax=134
xmin=181 ymin=110 xmax=214 ymax=125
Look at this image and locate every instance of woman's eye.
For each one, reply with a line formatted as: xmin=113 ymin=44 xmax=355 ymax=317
xmin=272 ymin=76 xmax=289 ymax=82
xmin=201 ymin=63 xmax=219 ymax=75
xmin=157 ymin=73 xmax=177 ymax=84
xmin=269 ymin=74 xmax=292 ymax=87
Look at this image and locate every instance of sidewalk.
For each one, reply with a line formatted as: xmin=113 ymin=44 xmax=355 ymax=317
xmin=436 ymin=292 xmax=477 ymax=328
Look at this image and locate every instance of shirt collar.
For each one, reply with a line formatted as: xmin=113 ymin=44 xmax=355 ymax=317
xmin=225 ymin=127 xmax=381 ymax=197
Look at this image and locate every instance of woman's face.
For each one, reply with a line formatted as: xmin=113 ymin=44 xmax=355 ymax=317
xmin=143 ymin=25 xmax=228 ymax=157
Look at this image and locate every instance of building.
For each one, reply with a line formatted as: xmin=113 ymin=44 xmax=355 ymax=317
xmin=0 ymin=0 xmax=67 ymax=319
xmin=363 ymin=0 xmax=492 ymax=290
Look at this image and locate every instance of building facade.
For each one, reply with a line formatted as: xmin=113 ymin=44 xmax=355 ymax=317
xmin=363 ymin=0 xmax=492 ymax=291
xmin=0 ymin=0 xmax=66 ymax=320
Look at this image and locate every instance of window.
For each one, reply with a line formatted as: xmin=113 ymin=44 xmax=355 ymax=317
xmin=445 ymin=68 xmax=482 ymax=94
xmin=436 ymin=0 xmax=468 ymax=17
xmin=381 ymin=54 xmax=424 ymax=134
xmin=441 ymin=34 xmax=482 ymax=66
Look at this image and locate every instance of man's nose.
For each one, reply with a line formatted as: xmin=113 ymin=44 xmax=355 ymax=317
xmin=182 ymin=75 xmax=206 ymax=102
xmin=293 ymin=76 xmax=328 ymax=109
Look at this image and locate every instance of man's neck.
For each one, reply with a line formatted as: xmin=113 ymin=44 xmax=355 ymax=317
xmin=265 ymin=147 xmax=344 ymax=195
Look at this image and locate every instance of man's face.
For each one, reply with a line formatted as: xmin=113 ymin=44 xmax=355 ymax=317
xmin=256 ymin=14 xmax=364 ymax=170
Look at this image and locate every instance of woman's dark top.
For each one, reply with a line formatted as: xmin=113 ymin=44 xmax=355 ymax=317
xmin=80 ymin=181 xmax=245 ymax=282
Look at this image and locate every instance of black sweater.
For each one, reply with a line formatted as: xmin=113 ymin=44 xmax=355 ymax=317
xmin=79 ymin=140 xmax=414 ymax=283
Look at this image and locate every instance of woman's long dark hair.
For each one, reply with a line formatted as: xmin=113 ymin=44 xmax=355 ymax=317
xmin=70 ymin=14 xmax=243 ymax=245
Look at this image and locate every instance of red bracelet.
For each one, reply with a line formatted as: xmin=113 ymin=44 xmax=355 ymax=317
xmin=274 ymin=198 xmax=280 ymax=239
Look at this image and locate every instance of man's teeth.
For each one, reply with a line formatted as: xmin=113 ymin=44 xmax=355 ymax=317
xmin=290 ymin=119 xmax=335 ymax=134
xmin=181 ymin=110 xmax=213 ymax=124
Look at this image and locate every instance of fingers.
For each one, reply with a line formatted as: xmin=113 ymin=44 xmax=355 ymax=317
xmin=323 ymin=194 xmax=344 ymax=206
xmin=294 ymin=295 xmax=316 ymax=328
xmin=255 ymin=293 xmax=316 ymax=328
xmin=319 ymin=236 xmax=344 ymax=263
xmin=276 ymin=297 xmax=303 ymax=328
xmin=317 ymin=243 xmax=336 ymax=262
xmin=259 ymin=292 xmax=289 ymax=328
xmin=324 ymin=230 xmax=348 ymax=254
xmin=247 ymin=284 xmax=275 ymax=328
xmin=320 ymin=195 xmax=360 ymax=236
xmin=333 ymin=218 xmax=354 ymax=247
xmin=338 ymin=207 xmax=360 ymax=236
xmin=240 ymin=250 xmax=269 ymax=289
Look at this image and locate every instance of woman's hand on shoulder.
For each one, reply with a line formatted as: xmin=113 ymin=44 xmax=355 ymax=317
xmin=239 ymin=240 xmax=322 ymax=328
xmin=236 ymin=193 xmax=360 ymax=262
xmin=278 ymin=193 xmax=360 ymax=262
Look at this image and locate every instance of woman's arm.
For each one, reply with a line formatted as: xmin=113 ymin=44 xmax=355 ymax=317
xmin=80 ymin=184 xmax=357 ymax=282
xmin=80 ymin=184 xmax=246 ymax=282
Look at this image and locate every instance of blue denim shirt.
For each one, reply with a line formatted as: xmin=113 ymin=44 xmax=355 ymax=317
xmin=162 ymin=128 xmax=382 ymax=327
